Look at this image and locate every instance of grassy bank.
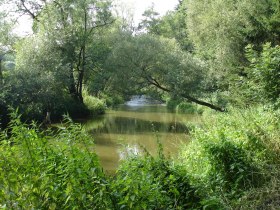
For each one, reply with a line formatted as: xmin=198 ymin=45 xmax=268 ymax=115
xmin=179 ymin=107 xmax=280 ymax=208
xmin=1 ymin=107 xmax=279 ymax=209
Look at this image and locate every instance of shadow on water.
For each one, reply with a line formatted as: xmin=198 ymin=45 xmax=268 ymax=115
xmin=88 ymin=116 xmax=189 ymax=134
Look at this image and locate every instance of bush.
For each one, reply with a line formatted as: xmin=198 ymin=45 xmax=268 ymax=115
xmin=2 ymin=107 xmax=279 ymax=209
xmin=110 ymin=144 xmax=204 ymax=210
xmin=176 ymin=102 xmax=203 ymax=114
xmin=179 ymin=107 xmax=280 ymax=207
xmin=245 ymin=43 xmax=280 ymax=106
xmin=0 ymin=113 xmax=113 ymax=209
xmin=167 ymin=97 xmax=203 ymax=114
xmin=103 ymin=94 xmax=125 ymax=107
xmin=166 ymin=97 xmax=182 ymax=111
xmin=83 ymin=94 xmax=106 ymax=116
xmin=0 ymin=100 xmax=9 ymax=129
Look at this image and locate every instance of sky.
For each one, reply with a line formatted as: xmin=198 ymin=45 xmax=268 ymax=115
xmin=15 ymin=0 xmax=179 ymax=35
xmin=116 ymin=0 xmax=179 ymax=23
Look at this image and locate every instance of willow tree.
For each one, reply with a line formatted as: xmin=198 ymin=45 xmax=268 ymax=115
xmin=35 ymin=0 xmax=113 ymax=102
xmin=184 ymin=0 xmax=280 ymax=88
xmin=105 ymin=34 xmax=224 ymax=111
xmin=0 ymin=11 xmax=14 ymax=85
xmin=6 ymin=0 xmax=113 ymax=120
xmin=0 ymin=8 xmax=17 ymax=127
xmin=9 ymin=0 xmax=112 ymax=103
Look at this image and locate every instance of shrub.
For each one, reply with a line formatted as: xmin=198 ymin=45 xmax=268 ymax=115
xmin=245 ymin=43 xmax=280 ymax=107
xmin=179 ymin=107 xmax=280 ymax=206
xmin=103 ymin=94 xmax=125 ymax=107
xmin=176 ymin=102 xmax=203 ymax=114
xmin=83 ymin=94 xmax=106 ymax=116
xmin=0 ymin=113 xmax=113 ymax=209
xmin=110 ymin=144 xmax=204 ymax=210
xmin=167 ymin=97 xmax=203 ymax=114
xmin=166 ymin=97 xmax=182 ymax=111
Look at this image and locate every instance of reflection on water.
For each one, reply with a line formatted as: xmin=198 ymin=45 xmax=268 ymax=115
xmin=119 ymin=144 xmax=141 ymax=160
xmin=89 ymin=116 xmax=188 ymax=134
xmin=84 ymin=103 xmax=199 ymax=173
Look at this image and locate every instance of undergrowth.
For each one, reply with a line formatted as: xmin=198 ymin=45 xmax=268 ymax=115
xmin=0 ymin=113 xmax=111 ymax=209
xmin=179 ymin=107 xmax=280 ymax=208
xmin=110 ymin=144 xmax=206 ymax=210
xmin=1 ymin=107 xmax=279 ymax=209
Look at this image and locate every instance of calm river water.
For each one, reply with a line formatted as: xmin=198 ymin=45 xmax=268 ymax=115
xmin=84 ymin=97 xmax=199 ymax=173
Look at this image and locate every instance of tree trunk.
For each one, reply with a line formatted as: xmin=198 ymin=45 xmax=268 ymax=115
xmin=76 ymin=8 xmax=88 ymax=103
xmin=180 ymin=93 xmax=225 ymax=112
xmin=77 ymin=45 xmax=85 ymax=103
xmin=146 ymin=77 xmax=225 ymax=112
xmin=0 ymin=58 xmax=3 ymax=85
xmin=69 ymin=63 xmax=79 ymax=100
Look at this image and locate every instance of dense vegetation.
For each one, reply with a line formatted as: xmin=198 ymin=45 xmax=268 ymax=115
xmin=1 ymin=108 xmax=279 ymax=209
xmin=0 ymin=0 xmax=280 ymax=208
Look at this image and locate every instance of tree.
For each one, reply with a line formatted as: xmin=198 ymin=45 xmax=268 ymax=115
xmin=137 ymin=4 xmax=160 ymax=34
xmin=139 ymin=2 xmax=193 ymax=52
xmin=33 ymin=0 xmax=113 ymax=102
xmin=4 ymin=0 xmax=113 ymax=103
xmin=9 ymin=35 xmax=67 ymax=119
xmin=0 ymin=11 xmax=14 ymax=85
xmin=0 ymin=9 xmax=16 ymax=128
xmin=244 ymin=43 xmax=280 ymax=106
xmin=0 ymin=0 xmax=114 ymax=121
xmin=105 ymin=34 xmax=224 ymax=111
xmin=184 ymin=0 xmax=280 ymax=89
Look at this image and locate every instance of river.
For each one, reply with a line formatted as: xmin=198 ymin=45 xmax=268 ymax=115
xmin=84 ymin=96 xmax=199 ymax=173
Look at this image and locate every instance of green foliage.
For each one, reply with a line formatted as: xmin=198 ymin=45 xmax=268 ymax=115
xmin=184 ymin=0 xmax=280 ymax=89
xmin=106 ymin=34 xmax=205 ymax=100
xmin=245 ymin=43 xmax=280 ymax=106
xmin=0 ymin=112 xmax=112 ymax=209
xmin=1 ymin=0 xmax=114 ymax=123
xmin=138 ymin=4 xmax=160 ymax=34
xmin=176 ymin=102 xmax=201 ymax=114
xmin=1 ymin=107 xmax=280 ymax=209
xmin=179 ymin=107 xmax=280 ymax=207
xmin=111 ymin=145 xmax=203 ymax=209
xmin=166 ymin=97 xmax=203 ymax=114
xmin=102 ymin=94 xmax=125 ymax=107
xmin=145 ymin=7 xmax=193 ymax=51
xmin=166 ymin=97 xmax=183 ymax=111
xmin=8 ymin=36 xmax=71 ymax=120
xmin=83 ymin=92 xmax=106 ymax=116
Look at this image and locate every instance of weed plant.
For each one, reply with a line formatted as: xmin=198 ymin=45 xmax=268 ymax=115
xmin=83 ymin=91 xmax=106 ymax=116
xmin=1 ymin=107 xmax=279 ymax=209
xmin=110 ymin=144 xmax=204 ymax=210
xmin=0 ymin=113 xmax=112 ymax=209
xmin=179 ymin=107 xmax=280 ymax=208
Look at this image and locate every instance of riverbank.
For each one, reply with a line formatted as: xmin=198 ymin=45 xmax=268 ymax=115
xmin=1 ymin=106 xmax=279 ymax=209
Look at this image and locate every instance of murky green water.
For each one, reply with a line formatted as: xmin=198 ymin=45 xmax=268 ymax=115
xmin=84 ymin=101 xmax=199 ymax=173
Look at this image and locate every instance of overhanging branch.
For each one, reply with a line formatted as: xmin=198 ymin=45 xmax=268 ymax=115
xmin=144 ymin=76 xmax=225 ymax=112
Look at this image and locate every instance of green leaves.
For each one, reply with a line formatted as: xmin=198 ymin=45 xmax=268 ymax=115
xmin=245 ymin=43 xmax=280 ymax=106
xmin=0 ymin=113 xmax=110 ymax=209
xmin=105 ymin=34 xmax=205 ymax=99
xmin=110 ymin=148 xmax=203 ymax=209
xmin=179 ymin=107 xmax=280 ymax=207
xmin=184 ymin=0 xmax=280 ymax=91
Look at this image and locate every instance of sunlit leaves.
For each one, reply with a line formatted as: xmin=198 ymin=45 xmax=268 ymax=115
xmin=245 ymin=43 xmax=280 ymax=105
xmin=105 ymin=34 xmax=205 ymax=98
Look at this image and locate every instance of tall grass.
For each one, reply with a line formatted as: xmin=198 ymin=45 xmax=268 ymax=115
xmin=0 ymin=113 xmax=112 ymax=209
xmin=1 ymin=107 xmax=279 ymax=209
xmin=179 ymin=107 xmax=280 ymax=208
xmin=110 ymin=144 xmax=204 ymax=209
